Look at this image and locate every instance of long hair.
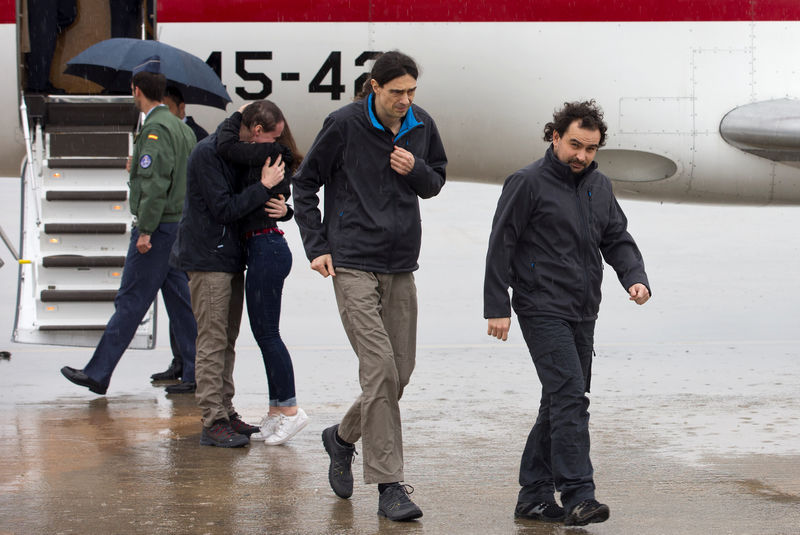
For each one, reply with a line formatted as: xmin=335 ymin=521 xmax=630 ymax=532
xmin=241 ymin=100 xmax=303 ymax=171
xmin=354 ymin=50 xmax=419 ymax=101
xmin=543 ymin=100 xmax=607 ymax=147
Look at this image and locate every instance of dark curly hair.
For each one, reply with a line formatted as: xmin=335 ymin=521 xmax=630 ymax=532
xmin=543 ymin=100 xmax=607 ymax=147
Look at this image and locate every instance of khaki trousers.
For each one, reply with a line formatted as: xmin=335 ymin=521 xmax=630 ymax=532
xmin=332 ymin=268 xmax=417 ymax=484
xmin=188 ymin=271 xmax=244 ymax=427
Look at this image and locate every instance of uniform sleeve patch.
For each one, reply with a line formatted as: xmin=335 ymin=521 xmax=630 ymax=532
xmin=139 ymin=154 xmax=153 ymax=168
xmin=147 ymin=134 xmax=159 ymax=140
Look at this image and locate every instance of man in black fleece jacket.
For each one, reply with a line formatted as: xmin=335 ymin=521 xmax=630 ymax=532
xmin=484 ymin=101 xmax=650 ymax=527
xmin=293 ymin=51 xmax=446 ymax=522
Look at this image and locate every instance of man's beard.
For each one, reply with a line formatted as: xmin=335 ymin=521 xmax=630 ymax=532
xmin=568 ymin=158 xmax=587 ymax=173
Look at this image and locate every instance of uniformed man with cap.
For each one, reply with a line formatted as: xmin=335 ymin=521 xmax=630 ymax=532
xmin=61 ymin=56 xmax=199 ymax=395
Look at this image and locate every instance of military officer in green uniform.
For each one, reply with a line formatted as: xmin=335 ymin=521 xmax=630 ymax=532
xmin=61 ymin=56 xmax=199 ymax=395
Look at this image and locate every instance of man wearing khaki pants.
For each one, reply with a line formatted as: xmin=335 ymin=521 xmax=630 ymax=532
xmin=293 ymin=51 xmax=447 ymax=521
xmin=171 ymin=117 xmax=287 ymax=447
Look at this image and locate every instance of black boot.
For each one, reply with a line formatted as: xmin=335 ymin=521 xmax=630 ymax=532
xmin=150 ymin=356 xmax=182 ymax=381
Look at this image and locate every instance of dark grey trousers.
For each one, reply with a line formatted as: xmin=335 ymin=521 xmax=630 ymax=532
xmin=517 ymin=316 xmax=596 ymax=511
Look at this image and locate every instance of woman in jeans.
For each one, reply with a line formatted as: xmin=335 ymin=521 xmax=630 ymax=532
xmin=216 ymin=100 xmax=308 ymax=445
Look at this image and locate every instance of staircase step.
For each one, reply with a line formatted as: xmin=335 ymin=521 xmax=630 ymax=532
xmin=48 ymin=131 xmax=129 ymax=159
xmin=47 ymin=157 xmax=128 ymax=169
xmin=46 ymin=190 xmax=128 ymax=202
xmin=40 ymin=289 xmax=118 ymax=302
xmin=44 ymin=223 xmax=127 ymax=234
xmin=38 ymin=324 xmax=107 ymax=331
xmin=42 ymin=255 xmax=126 ymax=268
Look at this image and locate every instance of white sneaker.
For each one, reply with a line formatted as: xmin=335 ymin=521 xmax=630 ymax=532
xmin=264 ymin=408 xmax=309 ymax=445
xmin=251 ymin=414 xmax=280 ymax=441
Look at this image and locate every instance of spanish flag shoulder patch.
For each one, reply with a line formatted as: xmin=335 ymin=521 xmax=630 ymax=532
xmin=147 ymin=134 xmax=159 ymax=140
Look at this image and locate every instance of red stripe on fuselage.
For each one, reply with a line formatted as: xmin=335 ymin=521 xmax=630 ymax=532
xmin=158 ymin=0 xmax=800 ymax=23
xmin=0 ymin=0 xmax=14 ymax=24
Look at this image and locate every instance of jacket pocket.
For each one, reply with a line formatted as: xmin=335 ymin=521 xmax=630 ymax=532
xmin=511 ymin=261 xmax=540 ymax=293
xmin=210 ymin=225 xmax=228 ymax=254
xmin=128 ymin=179 xmax=140 ymax=214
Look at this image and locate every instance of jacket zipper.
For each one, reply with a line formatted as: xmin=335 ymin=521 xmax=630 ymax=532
xmin=382 ymin=118 xmax=422 ymax=270
xmin=575 ymin=184 xmax=592 ymax=319
xmin=386 ymin=130 xmax=400 ymax=269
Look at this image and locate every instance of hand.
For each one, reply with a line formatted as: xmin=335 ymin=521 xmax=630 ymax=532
xmin=265 ymin=194 xmax=288 ymax=218
xmin=628 ymin=283 xmax=650 ymax=305
xmin=390 ymin=146 xmax=415 ymax=175
xmin=136 ymin=233 xmax=152 ymax=254
xmin=487 ymin=317 xmax=511 ymax=341
xmin=310 ymin=254 xmax=335 ymax=278
xmin=237 ymin=103 xmax=249 ymax=113
xmin=261 ymin=154 xmax=285 ymax=189
xmin=125 ymin=156 xmax=132 ymax=173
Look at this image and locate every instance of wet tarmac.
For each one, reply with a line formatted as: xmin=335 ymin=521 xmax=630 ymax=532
xmin=1 ymin=180 xmax=800 ymax=534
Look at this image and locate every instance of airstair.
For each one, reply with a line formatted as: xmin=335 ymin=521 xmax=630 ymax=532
xmin=13 ymin=94 xmax=156 ymax=348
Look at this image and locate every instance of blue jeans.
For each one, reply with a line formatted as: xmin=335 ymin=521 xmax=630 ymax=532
xmin=245 ymin=232 xmax=296 ymax=406
xmin=84 ymin=224 xmax=196 ymax=389
xmin=517 ymin=316 xmax=596 ymax=512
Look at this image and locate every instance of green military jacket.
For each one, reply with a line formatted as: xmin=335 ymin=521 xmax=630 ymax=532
xmin=129 ymin=105 xmax=196 ymax=234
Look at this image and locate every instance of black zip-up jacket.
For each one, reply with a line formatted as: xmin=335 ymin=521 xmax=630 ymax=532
xmin=484 ymin=146 xmax=650 ymax=321
xmin=215 ymin=112 xmax=293 ymax=235
xmin=170 ymin=132 xmax=274 ymax=273
xmin=292 ymin=94 xmax=447 ymax=273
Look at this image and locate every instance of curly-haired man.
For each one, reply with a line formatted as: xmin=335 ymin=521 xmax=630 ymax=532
xmin=484 ymin=100 xmax=651 ymax=526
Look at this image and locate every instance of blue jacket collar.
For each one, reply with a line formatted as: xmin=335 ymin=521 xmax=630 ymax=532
xmin=367 ymin=93 xmax=423 ymax=142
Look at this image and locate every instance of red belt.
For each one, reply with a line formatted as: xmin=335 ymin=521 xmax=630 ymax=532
xmin=244 ymin=227 xmax=284 ymax=240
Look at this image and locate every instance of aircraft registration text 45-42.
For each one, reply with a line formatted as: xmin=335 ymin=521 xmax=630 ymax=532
xmin=206 ymin=50 xmax=383 ymax=101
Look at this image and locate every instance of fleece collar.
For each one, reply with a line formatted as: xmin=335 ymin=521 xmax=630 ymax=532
xmin=546 ymin=145 xmax=598 ymax=184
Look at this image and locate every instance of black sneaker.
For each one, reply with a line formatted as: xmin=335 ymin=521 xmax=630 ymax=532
xmin=514 ymin=500 xmax=565 ymax=522
xmin=229 ymin=413 xmax=260 ymax=436
xmin=378 ymin=483 xmax=423 ymax=521
xmin=200 ymin=419 xmax=249 ymax=448
xmin=564 ymin=499 xmax=610 ymax=526
xmin=322 ymin=424 xmax=356 ymax=498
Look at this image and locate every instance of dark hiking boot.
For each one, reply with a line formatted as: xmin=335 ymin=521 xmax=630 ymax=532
xmin=564 ymin=499 xmax=610 ymax=526
xmin=165 ymin=381 xmax=196 ymax=394
xmin=322 ymin=424 xmax=356 ymax=498
xmin=229 ymin=413 xmax=260 ymax=436
xmin=200 ymin=419 xmax=249 ymax=448
xmin=378 ymin=483 xmax=423 ymax=521
xmin=514 ymin=500 xmax=565 ymax=522
xmin=150 ymin=358 xmax=182 ymax=381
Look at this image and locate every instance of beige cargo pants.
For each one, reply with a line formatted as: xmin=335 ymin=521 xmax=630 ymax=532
xmin=189 ymin=271 xmax=244 ymax=427
xmin=332 ymin=267 xmax=417 ymax=484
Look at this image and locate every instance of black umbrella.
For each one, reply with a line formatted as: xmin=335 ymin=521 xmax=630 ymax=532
xmin=64 ymin=38 xmax=230 ymax=110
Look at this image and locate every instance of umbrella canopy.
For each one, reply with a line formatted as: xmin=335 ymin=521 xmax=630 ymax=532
xmin=64 ymin=38 xmax=230 ymax=110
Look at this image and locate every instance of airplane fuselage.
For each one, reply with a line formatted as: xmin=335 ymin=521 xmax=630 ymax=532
xmin=6 ymin=1 xmax=800 ymax=204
